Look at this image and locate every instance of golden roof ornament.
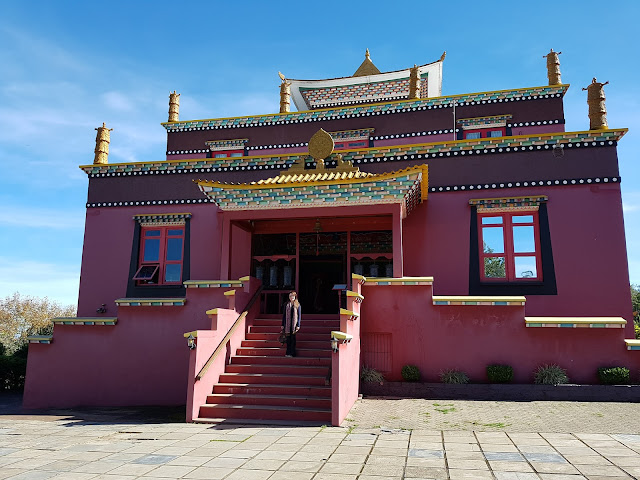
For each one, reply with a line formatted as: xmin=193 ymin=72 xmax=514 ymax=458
xmin=168 ymin=91 xmax=180 ymax=122
xmin=308 ymin=128 xmax=334 ymax=169
xmin=278 ymin=72 xmax=291 ymax=113
xmin=353 ymin=48 xmax=381 ymax=77
xmin=93 ymin=122 xmax=113 ymax=165
xmin=543 ymin=49 xmax=562 ymax=85
xmin=439 ymin=51 xmax=447 ymax=62
xmin=583 ymin=77 xmax=609 ymax=130
xmin=409 ymin=64 xmax=421 ymax=99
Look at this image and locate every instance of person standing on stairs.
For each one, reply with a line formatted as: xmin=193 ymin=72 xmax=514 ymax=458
xmin=281 ymin=291 xmax=301 ymax=357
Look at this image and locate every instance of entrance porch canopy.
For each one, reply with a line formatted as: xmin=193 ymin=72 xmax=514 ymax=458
xmin=196 ymin=165 xmax=428 ymax=280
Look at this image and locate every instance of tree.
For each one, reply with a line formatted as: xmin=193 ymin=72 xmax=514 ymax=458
xmin=631 ymin=284 xmax=640 ymax=339
xmin=483 ymin=242 xmax=506 ymax=278
xmin=0 ymin=292 xmax=75 ymax=354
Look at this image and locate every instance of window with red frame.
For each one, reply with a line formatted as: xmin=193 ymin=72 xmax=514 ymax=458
xmin=133 ymin=227 xmax=185 ymax=285
xmin=464 ymin=127 xmax=506 ymax=139
xmin=334 ymin=140 xmax=368 ymax=149
xmin=213 ymin=149 xmax=244 ymax=158
xmin=479 ymin=211 xmax=542 ymax=281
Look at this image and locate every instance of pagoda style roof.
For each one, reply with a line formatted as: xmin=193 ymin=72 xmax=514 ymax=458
xmin=196 ymin=165 xmax=427 ymax=215
xmin=286 ymin=51 xmax=445 ymax=110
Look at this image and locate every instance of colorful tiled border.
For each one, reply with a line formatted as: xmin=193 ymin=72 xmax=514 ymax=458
xmin=431 ymin=176 xmax=620 ymax=193
xmin=115 ymin=298 xmax=186 ymax=307
xmin=27 ymin=335 xmax=53 ymax=344
xmin=133 ymin=213 xmax=192 ymax=224
xmin=52 ymin=317 xmax=117 ymax=326
xmin=184 ymin=280 xmax=243 ymax=289
xmin=159 ymin=85 xmax=568 ymax=132
xmin=458 ymin=114 xmax=512 ymax=129
xmin=433 ymin=296 xmax=526 ymax=306
xmin=364 ymin=277 xmax=434 ymax=286
xmin=525 ymin=317 xmax=626 ymax=328
xmin=80 ymin=129 xmax=626 ymax=177
xmin=624 ymin=339 xmax=640 ymax=351
xmin=470 ymin=196 xmax=548 ymax=213
xmin=205 ymin=138 xmax=248 ymax=151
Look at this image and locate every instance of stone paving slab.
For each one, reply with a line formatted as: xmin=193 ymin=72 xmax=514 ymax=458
xmin=3 ymin=394 xmax=640 ymax=479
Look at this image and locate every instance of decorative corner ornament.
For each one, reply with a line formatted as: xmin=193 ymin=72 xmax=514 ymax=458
xmin=93 ymin=123 xmax=113 ymax=165
xmin=278 ymin=72 xmax=291 ymax=113
xmin=168 ymin=91 xmax=180 ymax=122
xmin=409 ymin=64 xmax=421 ymax=100
xmin=583 ymin=78 xmax=609 ymax=130
xmin=543 ymin=49 xmax=562 ymax=85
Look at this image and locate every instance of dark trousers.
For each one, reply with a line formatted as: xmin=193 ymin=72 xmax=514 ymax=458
xmin=285 ymin=333 xmax=296 ymax=356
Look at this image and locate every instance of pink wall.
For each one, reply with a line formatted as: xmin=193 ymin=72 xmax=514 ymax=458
xmin=77 ymin=204 xmax=221 ymax=317
xmin=402 ymin=184 xmax=634 ymax=330
xmin=360 ymin=284 xmax=638 ymax=384
xmin=24 ymin=287 xmax=240 ymax=409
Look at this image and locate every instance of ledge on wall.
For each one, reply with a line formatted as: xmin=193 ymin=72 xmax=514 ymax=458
xmin=115 ymin=298 xmax=186 ymax=307
xmin=433 ymin=295 xmax=526 ymax=306
xmin=51 ymin=317 xmax=117 ymax=326
xmin=525 ymin=317 xmax=626 ymax=328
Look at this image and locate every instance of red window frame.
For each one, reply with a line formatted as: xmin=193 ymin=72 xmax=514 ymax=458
xmin=133 ymin=226 xmax=185 ymax=285
xmin=212 ymin=149 xmax=244 ymax=158
xmin=334 ymin=140 xmax=368 ymax=150
xmin=464 ymin=127 xmax=506 ymax=139
xmin=478 ymin=210 xmax=542 ymax=282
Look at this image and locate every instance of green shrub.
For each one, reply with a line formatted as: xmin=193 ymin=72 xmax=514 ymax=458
xmin=486 ymin=364 xmax=514 ymax=383
xmin=635 ymin=322 xmax=640 ymax=340
xmin=360 ymin=365 xmax=385 ymax=384
xmin=401 ymin=365 xmax=421 ymax=382
xmin=0 ymin=355 xmax=27 ymax=391
xmin=597 ymin=366 xmax=630 ymax=385
xmin=440 ymin=369 xmax=469 ymax=384
xmin=534 ymin=364 xmax=569 ymax=385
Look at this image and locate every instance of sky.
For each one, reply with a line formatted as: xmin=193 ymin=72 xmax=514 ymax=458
xmin=1 ymin=1 xmax=639 ymax=307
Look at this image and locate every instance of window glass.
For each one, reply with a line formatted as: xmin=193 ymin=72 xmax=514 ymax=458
xmin=512 ymin=215 xmax=533 ymax=223
xmin=466 ymin=132 xmax=481 ymax=139
xmin=482 ymin=227 xmax=504 ymax=254
xmin=488 ymin=130 xmax=502 ymax=137
xmin=145 ymin=230 xmax=161 ymax=237
xmin=166 ymin=238 xmax=183 ymax=261
xmin=168 ymin=229 xmax=183 ymax=236
xmin=230 ymin=152 xmax=243 ymax=157
xmin=214 ymin=153 xmax=227 ymax=158
xmin=513 ymin=226 xmax=535 ymax=253
xmin=484 ymin=257 xmax=506 ymax=278
xmin=348 ymin=141 xmax=366 ymax=147
xmin=482 ymin=216 xmax=503 ymax=225
xmin=143 ymin=239 xmax=160 ymax=262
xmin=515 ymin=256 xmax=537 ymax=278
xmin=165 ymin=264 xmax=181 ymax=282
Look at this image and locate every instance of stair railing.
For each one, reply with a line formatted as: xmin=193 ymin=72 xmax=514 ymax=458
xmin=195 ymin=285 xmax=263 ymax=381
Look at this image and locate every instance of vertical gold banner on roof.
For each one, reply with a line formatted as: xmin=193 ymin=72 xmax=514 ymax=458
xmin=543 ymin=49 xmax=562 ymax=85
xmin=278 ymin=72 xmax=291 ymax=113
xmin=583 ymin=78 xmax=609 ymax=130
xmin=168 ymin=91 xmax=180 ymax=122
xmin=93 ymin=123 xmax=113 ymax=165
xmin=408 ymin=65 xmax=421 ymax=100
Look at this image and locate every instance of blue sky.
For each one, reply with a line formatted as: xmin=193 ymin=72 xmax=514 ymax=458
xmin=1 ymin=1 xmax=639 ymax=307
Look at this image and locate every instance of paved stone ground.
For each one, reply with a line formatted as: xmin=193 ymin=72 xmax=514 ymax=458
xmin=1 ymin=393 xmax=640 ymax=479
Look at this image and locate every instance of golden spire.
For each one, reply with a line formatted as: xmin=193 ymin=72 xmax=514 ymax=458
xmin=582 ymin=78 xmax=609 ymax=130
xmin=168 ymin=91 xmax=180 ymax=122
xmin=93 ymin=123 xmax=113 ymax=165
xmin=409 ymin=64 xmax=421 ymax=99
xmin=278 ymin=72 xmax=291 ymax=113
xmin=353 ymin=48 xmax=381 ymax=77
xmin=543 ymin=49 xmax=562 ymax=85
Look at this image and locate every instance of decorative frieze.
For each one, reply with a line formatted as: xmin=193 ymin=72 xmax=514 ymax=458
xmin=470 ymin=196 xmax=548 ymax=213
xmin=525 ymin=317 xmax=626 ymax=328
xmin=433 ymin=295 xmax=526 ymax=306
xmin=115 ymin=298 xmax=186 ymax=307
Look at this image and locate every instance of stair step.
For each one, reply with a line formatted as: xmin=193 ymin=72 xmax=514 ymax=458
xmin=250 ymin=326 xmax=332 ymax=335
xmin=199 ymin=403 xmax=331 ymax=422
xmin=219 ymin=373 xmax=328 ymax=386
xmin=231 ymin=355 xmax=331 ymax=366
xmin=226 ymin=364 xmax=329 ymax=376
xmin=214 ymin=383 xmax=331 ymax=397
xmin=246 ymin=332 xmax=329 ymax=341
xmin=241 ymin=340 xmax=329 ymax=349
xmin=205 ymin=393 xmax=331 ymax=409
xmin=253 ymin=319 xmax=341 ymax=328
xmin=236 ymin=347 xmax=331 ymax=358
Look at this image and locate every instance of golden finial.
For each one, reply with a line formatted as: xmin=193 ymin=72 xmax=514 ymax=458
xmin=439 ymin=51 xmax=447 ymax=62
xmin=365 ymin=48 xmax=370 ymax=59
xmin=353 ymin=49 xmax=381 ymax=77
xmin=543 ymin=49 xmax=562 ymax=85
xmin=168 ymin=91 xmax=180 ymax=122
xmin=409 ymin=64 xmax=421 ymax=100
xmin=278 ymin=72 xmax=291 ymax=113
xmin=308 ymin=129 xmax=334 ymax=169
xmin=582 ymin=78 xmax=609 ymax=130
xmin=93 ymin=123 xmax=113 ymax=165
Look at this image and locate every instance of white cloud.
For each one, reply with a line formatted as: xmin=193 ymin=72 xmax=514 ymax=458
xmin=101 ymin=91 xmax=136 ymax=112
xmin=0 ymin=257 xmax=79 ymax=307
xmin=0 ymin=206 xmax=85 ymax=230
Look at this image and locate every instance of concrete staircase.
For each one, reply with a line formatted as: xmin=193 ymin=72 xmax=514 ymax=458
xmin=197 ymin=317 xmax=337 ymax=423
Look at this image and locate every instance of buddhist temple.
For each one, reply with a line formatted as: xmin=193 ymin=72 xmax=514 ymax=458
xmin=23 ymin=50 xmax=639 ymax=425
